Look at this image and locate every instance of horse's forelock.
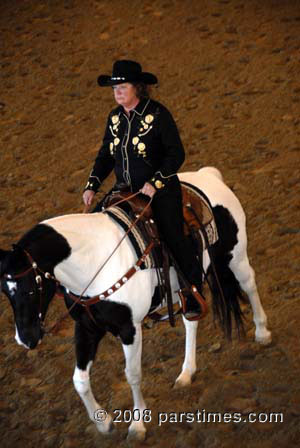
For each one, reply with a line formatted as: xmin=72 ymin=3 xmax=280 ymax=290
xmin=0 ymin=246 xmax=28 ymax=279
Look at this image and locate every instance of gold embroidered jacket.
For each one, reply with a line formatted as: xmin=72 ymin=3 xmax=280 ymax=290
xmin=85 ymin=98 xmax=185 ymax=193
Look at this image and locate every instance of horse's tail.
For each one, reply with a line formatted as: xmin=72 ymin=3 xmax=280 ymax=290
xmin=207 ymin=206 xmax=247 ymax=340
xmin=207 ymin=256 xmax=246 ymax=340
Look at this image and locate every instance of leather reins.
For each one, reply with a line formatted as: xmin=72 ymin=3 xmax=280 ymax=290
xmin=1 ymin=192 xmax=156 ymax=333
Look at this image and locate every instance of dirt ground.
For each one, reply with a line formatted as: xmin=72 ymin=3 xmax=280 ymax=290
xmin=0 ymin=0 xmax=299 ymax=447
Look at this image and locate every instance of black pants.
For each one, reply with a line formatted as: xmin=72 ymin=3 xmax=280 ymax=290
xmin=151 ymin=177 xmax=202 ymax=291
xmin=94 ymin=178 xmax=202 ymax=290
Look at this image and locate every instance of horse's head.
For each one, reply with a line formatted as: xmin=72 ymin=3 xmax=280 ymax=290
xmin=0 ymin=245 xmax=57 ymax=349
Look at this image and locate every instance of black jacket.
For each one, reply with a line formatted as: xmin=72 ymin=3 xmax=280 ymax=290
xmin=85 ymin=98 xmax=185 ymax=193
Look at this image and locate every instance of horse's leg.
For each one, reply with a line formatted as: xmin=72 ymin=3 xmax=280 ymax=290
xmin=72 ymin=321 xmax=114 ymax=434
xmin=229 ymin=254 xmax=272 ymax=344
xmin=122 ymin=322 xmax=147 ymax=441
xmin=175 ymin=318 xmax=199 ymax=387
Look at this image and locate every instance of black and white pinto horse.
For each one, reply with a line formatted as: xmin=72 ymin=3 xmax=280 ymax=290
xmin=0 ymin=168 xmax=271 ymax=440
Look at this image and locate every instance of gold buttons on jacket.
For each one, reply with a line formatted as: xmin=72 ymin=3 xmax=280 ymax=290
xmin=137 ymin=142 xmax=146 ymax=157
xmin=155 ymin=180 xmax=163 ymax=189
xmin=145 ymin=114 xmax=154 ymax=124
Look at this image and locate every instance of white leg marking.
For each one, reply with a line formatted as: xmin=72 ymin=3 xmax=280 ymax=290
xmin=230 ymin=256 xmax=272 ymax=344
xmin=175 ymin=319 xmax=198 ymax=387
xmin=15 ymin=325 xmax=30 ymax=349
xmin=122 ymin=323 xmax=147 ymax=441
xmin=73 ymin=360 xmax=113 ymax=434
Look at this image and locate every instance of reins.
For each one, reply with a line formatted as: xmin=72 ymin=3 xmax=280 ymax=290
xmin=2 ymin=192 xmax=155 ymax=333
xmin=2 ymin=249 xmax=52 ymax=322
xmin=79 ymin=191 xmax=153 ymax=298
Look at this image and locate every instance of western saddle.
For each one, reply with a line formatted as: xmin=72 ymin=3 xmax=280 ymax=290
xmin=102 ymin=183 xmax=217 ymax=324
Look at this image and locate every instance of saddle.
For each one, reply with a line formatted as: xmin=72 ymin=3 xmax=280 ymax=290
xmin=103 ymin=183 xmax=218 ymax=325
xmin=104 ymin=183 xmax=216 ymax=244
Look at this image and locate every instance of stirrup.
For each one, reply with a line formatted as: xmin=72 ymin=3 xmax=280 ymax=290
xmin=177 ymin=285 xmax=208 ymax=321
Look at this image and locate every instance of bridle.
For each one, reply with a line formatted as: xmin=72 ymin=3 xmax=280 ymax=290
xmin=1 ymin=192 xmax=156 ymax=333
xmin=1 ymin=248 xmax=61 ymax=332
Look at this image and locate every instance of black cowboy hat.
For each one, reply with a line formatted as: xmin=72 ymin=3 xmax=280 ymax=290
xmin=97 ymin=60 xmax=158 ymax=87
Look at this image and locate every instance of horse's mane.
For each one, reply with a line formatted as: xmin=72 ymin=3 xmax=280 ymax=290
xmin=17 ymin=224 xmax=53 ymax=248
xmin=17 ymin=223 xmax=71 ymax=267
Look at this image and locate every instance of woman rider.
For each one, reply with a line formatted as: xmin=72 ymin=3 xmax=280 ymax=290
xmin=83 ymin=60 xmax=203 ymax=319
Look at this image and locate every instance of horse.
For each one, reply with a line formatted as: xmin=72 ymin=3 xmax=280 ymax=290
xmin=0 ymin=167 xmax=271 ymax=441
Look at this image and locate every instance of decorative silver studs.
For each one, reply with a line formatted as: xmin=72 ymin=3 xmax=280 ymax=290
xmin=108 ymin=289 xmax=114 ymax=295
xmin=115 ymin=282 xmax=121 ymax=289
xmin=32 ymin=262 xmax=37 ymax=269
xmin=35 ymin=275 xmax=42 ymax=284
xmin=122 ymin=276 xmax=128 ymax=283
xmin=99 ymin=294 xmax=105 ymax=299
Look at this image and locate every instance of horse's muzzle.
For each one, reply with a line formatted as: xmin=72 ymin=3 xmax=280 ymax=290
xmin=15 ymin=323 xmax=43 ymax=350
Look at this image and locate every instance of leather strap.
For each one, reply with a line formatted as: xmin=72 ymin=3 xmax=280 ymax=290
xmin=66 ymin=240 xmax=156 ymax=307
xmin=177 ymin=285 xmax=208 ymax=321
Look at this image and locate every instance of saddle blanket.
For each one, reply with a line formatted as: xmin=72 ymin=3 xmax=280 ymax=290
xmin=104 ymin=182 xmax=218 ymax=270
xmin=105 ymin=206 xmax=155 ymax=269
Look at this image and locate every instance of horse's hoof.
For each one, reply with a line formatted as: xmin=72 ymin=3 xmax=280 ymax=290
xmin=174 ymin=370 xmax=192 ymax=388
xmin=174 ymin=378 xmax=191 ymax=389
xmin=127 ymin=429 xmax=146 ymax=442
xmin=95 ymin=420 xmax=115 ymax=436
xmin=255 ymin=330 xmax=272 ymax=345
